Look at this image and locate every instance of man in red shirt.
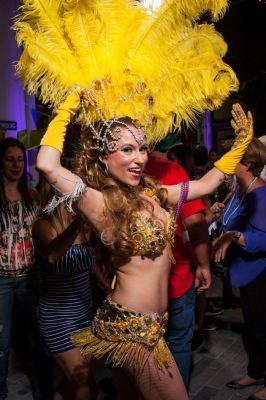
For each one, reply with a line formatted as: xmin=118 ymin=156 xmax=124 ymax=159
xmin=145 ymin=149 xmax=211 ymax=386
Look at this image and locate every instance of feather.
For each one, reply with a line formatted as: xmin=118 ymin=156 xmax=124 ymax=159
xmin=132 ymin=0 xmax=228 ymax=54
xmin=13 ymin=0 xmax=83 ymax=104
xmin=13 ymin=0 xmax=238 ymax=143
xmin=62 ymin=0 xmax=100 ymax=78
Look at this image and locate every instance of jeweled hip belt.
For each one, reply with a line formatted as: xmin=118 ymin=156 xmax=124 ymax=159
xmin=92 ymin=298 xmax=168 ymax=348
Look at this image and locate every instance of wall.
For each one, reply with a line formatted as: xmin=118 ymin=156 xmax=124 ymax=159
xmin=0 ymin=0 xmax=36 ymax=138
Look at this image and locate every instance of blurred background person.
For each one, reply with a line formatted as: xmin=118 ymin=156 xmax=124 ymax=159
xmin=213 ymin=138 xmax=266 ymax=400
xmin=167 ymin=142 xmax=222 ymax=343
xmin=167 ymin=143 xmax=195 ymax=179
xmin=208 ymin=148 xmax=219 ymax=168
xmin=193 ymin=145 xmax=209 ymax=180
xmin=258 ymin=135 xmax=266 ymax=181
xmin=33 ymin=178 xmax=96 ymax=400
xmin=0 ymin=138 xmax=40 ymax=400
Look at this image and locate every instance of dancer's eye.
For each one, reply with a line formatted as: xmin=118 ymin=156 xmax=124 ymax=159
xmin=140 ymin=146 xmax=148 ymax=153
xmin=121 ymin=146 xmax=133 ymax=153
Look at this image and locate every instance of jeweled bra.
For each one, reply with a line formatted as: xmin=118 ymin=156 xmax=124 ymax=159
xmin=130 ymin=188 xmax=176 ymax=260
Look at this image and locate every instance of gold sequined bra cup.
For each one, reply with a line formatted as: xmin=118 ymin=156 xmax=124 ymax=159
xmin=130 ymin=212 xmax=176 ymax=259
xmin=130 ymin=188 xmax=176 ymax=261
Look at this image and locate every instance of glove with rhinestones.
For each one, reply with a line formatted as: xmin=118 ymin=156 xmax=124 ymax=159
xmin=214 ymin=103 xmax=253 ymax=175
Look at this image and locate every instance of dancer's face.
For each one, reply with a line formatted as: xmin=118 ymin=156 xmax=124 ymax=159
xmin=101 ymin=126 xmax=148 ymax=186
xmin=2 ymin=146 xmax=25 ymax=182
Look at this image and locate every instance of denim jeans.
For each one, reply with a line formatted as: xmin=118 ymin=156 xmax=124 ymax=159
xmin=0 ymin=274 xmax=54 ymax=399
xmin=165 ymin=285 xmax=196 ymax=387
xmin=0 ymin=275 xmax=31 ymax=396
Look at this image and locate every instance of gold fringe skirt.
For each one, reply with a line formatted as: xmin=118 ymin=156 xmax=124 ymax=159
xmin=71 ymin=298 xmax=173 ymax=370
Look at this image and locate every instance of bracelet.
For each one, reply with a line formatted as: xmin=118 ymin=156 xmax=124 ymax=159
xmin=43 ymin=177 xmax=87 ymax=215
xmin=174 ymin=181 xmax=189 ymax=219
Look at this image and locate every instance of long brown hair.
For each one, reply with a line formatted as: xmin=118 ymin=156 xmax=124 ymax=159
xmin=72 ymin=117 xmax=168 ymax=255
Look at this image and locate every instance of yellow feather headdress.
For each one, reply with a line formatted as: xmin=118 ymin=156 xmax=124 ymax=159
xmin=13 ymin=0 xmax=238 ymax=144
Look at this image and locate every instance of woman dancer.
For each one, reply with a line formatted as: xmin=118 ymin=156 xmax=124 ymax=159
xmin=13 ymin=2 xmax=247 ymax=397
xmin=33 ymin=179 xmax=96 ymax=400
xmin=35 ymin=92 xmax=253 ymax=400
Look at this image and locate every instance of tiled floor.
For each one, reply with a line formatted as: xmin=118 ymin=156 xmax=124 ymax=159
xmin=189 ymin=314 xmax=253 ymax=400
xmin=7 ymin=308 xmax=257 ymax=400
xmin=7 ymin=276 xmax=260 ymax=400
xmin=7 ymin=352 xmax=33 ymax=400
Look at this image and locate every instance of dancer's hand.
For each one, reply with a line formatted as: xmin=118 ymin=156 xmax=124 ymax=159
xmin=230 ymin=103 xmax=253 ymax=148
xmin=214 ymin=103 xmax=253 ymax=175
xmin=40 ymin=86 xmax=90 ymax=152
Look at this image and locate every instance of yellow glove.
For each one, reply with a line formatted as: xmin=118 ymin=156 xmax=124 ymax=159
xmin=40 ymin=87 xmax=84 ymax=152
xmin=214 ymin=103 xmax=253 ymax=175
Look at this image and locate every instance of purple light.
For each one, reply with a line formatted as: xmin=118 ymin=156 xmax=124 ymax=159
xmin=0 ymin=1 xmax=26 ymax=138
xmin=203 ymin=111 xmax=212 ymax=151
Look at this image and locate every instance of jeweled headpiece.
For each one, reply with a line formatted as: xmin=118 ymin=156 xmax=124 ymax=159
xmin=77 ymin=81 xmax=147 ymax=152
xmin=13 ymin=0 xmax=238 ymax=146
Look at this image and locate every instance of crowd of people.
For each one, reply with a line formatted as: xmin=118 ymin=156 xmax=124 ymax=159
xmin=1 ymin=101 xmax=266 ymax=400
xmin=2 ymin=1 xmax=265 ymax=399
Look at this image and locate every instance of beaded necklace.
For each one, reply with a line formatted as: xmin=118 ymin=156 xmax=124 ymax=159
xmin=222 ymin=176 xmax=257 ymax=227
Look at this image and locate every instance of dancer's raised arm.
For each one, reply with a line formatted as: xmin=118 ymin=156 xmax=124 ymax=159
xmin=37 ymin=89 xmax=84 ymax=194
xmin=36 ymin=89 xmax=104 ymax=222
xmin=166 ymin=104 xmax=254 ymax=205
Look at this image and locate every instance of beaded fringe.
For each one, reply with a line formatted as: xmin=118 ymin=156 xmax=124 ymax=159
xmin=43 ymin=177 xmax=86 ymax=215
xmin=71 ymin=327 xmax=173 ymax=370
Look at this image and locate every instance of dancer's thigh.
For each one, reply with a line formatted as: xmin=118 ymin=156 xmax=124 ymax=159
xmin=121 ymin=353 xmax=188 ymax=400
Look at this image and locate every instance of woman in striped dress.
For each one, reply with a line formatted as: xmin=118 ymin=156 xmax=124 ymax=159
xmin=33 ymin=180 xmax=96 ymax=400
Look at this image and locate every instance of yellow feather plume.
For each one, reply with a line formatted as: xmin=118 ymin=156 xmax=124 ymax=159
xmin=13 ymin=0 xmax=238 ymax=143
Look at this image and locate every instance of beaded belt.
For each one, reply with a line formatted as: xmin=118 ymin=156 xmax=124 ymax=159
xmin=92 ymin=298 xmax=168 ymax=348
xmin=71 ymin=298 xmax=173 ymax=369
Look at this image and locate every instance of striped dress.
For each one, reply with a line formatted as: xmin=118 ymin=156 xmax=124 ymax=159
xmin=39 ymin=243 xmax=95 ymax=354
